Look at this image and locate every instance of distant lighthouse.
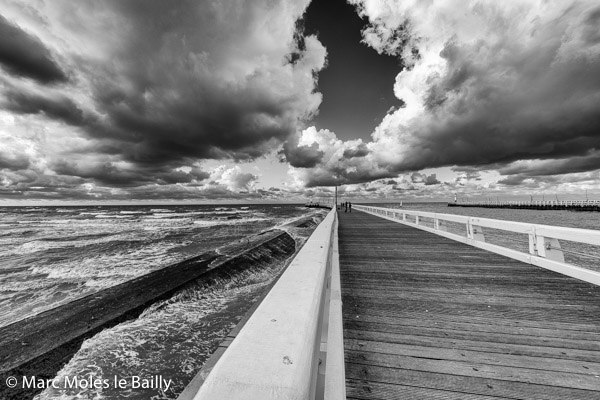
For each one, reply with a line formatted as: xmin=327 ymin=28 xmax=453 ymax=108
xmin=454 ymin=193 xmax=457 ymax=203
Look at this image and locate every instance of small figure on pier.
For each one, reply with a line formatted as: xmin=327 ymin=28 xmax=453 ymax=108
xmin=344 ymin=202 xmax=347 ymax=212
xmin=348 ymin=202 xmax=352 ymax=212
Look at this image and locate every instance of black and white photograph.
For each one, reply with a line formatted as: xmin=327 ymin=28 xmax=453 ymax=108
xmin=1 ymin=0 xmax=600 ymax=399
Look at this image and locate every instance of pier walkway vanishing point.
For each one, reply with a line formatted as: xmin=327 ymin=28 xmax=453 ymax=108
xmin=181 ymin=205 xmax=600 ymax=400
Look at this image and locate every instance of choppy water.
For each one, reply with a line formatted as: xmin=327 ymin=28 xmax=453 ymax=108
xmin=0 ymin=205 xmax=311 ymax=327
xmin=0 ymin=204 xmax=324 ymax=400
xmin=35 ymin=261 xmax=292 ymax=400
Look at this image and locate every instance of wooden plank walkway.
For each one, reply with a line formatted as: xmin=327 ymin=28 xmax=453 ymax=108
xmin=338 ymin=210 xmax=600 ymax=400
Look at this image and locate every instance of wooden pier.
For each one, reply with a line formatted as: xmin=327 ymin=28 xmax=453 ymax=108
xmin=338 ymin=210 xmax=600 ymax=399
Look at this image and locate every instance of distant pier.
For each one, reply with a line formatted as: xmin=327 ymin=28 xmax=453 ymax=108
xmin=305 ymin=200 xmax=335 ymax=209
xmin=449 ymin=200 xmax=600 ymax=211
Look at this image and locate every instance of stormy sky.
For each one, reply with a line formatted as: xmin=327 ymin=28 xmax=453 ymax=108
xmin=1 ymin=0 xmax=599 ymax=203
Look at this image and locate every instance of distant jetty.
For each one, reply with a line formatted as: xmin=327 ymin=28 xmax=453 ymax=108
xmin=305 ymin=201 xmax=333 ymax=209
xmin=449 ymin=200 xmax=600 ymax=211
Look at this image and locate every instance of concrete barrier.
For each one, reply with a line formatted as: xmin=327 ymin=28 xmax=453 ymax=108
xmin=182 ymin=208 xmax=344 ymax=400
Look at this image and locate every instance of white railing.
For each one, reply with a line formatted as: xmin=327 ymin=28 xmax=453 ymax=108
xmin=453 ymin=200 xmax=600 ymax=207
xmin=355 ymin=205 xmax=600 ymax=286
xmin=184 ymin=208 xmax=345 ymax=400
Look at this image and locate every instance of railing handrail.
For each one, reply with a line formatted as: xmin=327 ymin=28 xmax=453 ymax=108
xmin=454 ymin=199 xmax=600 ymax=206
xmin=354 ymin=204 xmax=600 ymax=286
xmin=357 ymin=205 xmax=600 ymax=245
xmin=187 ymin=208 xmax=344 ymax=400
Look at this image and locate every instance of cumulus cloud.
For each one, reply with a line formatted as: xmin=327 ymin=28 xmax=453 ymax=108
xmin=0 ymin=0 xmax=326 ymax=200
xmin=411 ymin=172 xmax=440 ymax=186
xmin=286 ymin=127 xmax=393 ymax=187
xmin=285 ymin=1 xmax=600 ymax=193
xmin=209 ymin=166 xmax=258 ymax=192
xmin=359 ymin=0 xmax=600 ymax=169
xmin=281 ymin=134 xmax=324 ymax=168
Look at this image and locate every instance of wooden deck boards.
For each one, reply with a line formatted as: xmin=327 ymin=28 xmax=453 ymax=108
xmin=338 ymin=210 xmax=600 ymax=399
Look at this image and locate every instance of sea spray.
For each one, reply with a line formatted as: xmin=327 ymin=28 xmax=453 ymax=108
xmin=34 ymin=247 xmax=289 ymax=400
xmin=0 ymin=205 xmax=312 ymax=328
xmin=33 ymin=210 xmax=325 ymax=400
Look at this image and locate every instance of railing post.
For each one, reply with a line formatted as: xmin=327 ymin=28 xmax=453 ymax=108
xmin=467 ymin=219 xmax=485 ymax=242
xmin=415 ymin=215 xmax=420 ymax=225
xmin=536 ymin=236 xmax=565 ymax=262
xmin=528 ymin=226 xmax=537 ymax=255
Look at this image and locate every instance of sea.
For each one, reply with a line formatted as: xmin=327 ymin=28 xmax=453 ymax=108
xmin=0 ymin=204 xmax=323 ymax=399
xmin=2 ymin=202 xmax=599 ymax=399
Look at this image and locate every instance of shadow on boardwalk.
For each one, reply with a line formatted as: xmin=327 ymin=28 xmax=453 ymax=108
xmin=338 ymin=210 xmax=600 ymax=399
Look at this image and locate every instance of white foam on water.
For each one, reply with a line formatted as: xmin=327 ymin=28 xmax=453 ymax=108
xmin=147 ymin=210 xmax=252 ymax=219
xmin=0 ymin=205 xmax=314 ymax=332
xmin=191 ymin=220 xmax=222 ymax=227
xmin=7 ymin=229 xmax=139 ymax=255
xmin=1 ymin=278 xmax=61 ymax=292
xmin=11 ymin=240 xmax=72 ymax=254
xmin=192 ymin=217 xmax=269 ymax=227
xmin=95 ymin=214 xmax=132 ymax=219
xmin=30 ymin=241 xmax=183 ymax=283
xmin=35 ymin=261 xmax=285 ymax=400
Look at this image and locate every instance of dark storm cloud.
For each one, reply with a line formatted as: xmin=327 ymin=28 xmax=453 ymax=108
xmin=497 ymin=175 xmax=529 ymax=187
xmin=371 ymin=27 xmax=600 ymax=173
xmin=3 ymin=89 xmax=85 ymax=126
xmin=0 ymin=0 xmax=329 ymax=200
xmin=302 ymin=164 xmax=394 ymax=187
xmin=390 ymin=3 xmax=600 ymax=173
xmin=281 ymin=141 xmax=324 ymax=168
xmin=342 ymin=143 xmax=370 ymax=159
xmin=0 ymin=152 xmax=30 ymax=170
xmin=51 ymin=159 xmax=210 ymax=187
xmin=498 ymin=152 xmax=600 ymax=177
xmin=0 ymin=15 xmax=67 ymax=84
xmin=52 ymin=0 xmax=326 ymax=167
